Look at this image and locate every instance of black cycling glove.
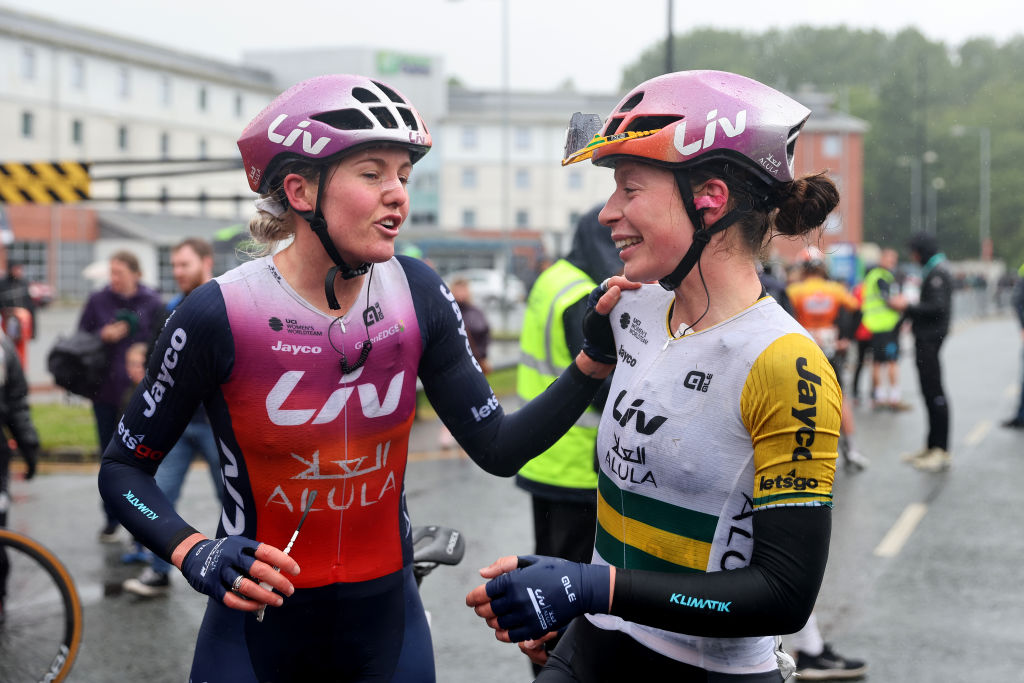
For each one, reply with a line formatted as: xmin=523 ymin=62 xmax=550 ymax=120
xmin=581 ymin=284 xmax=616 ymax=364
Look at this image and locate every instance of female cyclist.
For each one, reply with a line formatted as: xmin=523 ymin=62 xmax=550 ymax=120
xmin=467 ymin=70 xmax=842 ymax=681
xmin=98 ymin=74 xmax=618 ymax=682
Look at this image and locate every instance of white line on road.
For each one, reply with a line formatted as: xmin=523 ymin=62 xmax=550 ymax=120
xmin=965 ymin=420 xmax=993 ymax=447
xmin=874 ymin=502 xmax=929 ymax=558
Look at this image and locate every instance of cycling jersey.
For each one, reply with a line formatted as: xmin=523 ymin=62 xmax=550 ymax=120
xmin=586 ymin=286 xmax=839 ymax=675
xmin=99 ymin=254 xmax=604 ymax=681
xmin=786 ymin=276 xmax=859 ymax=358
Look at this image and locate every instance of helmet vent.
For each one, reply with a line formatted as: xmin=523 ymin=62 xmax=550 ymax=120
xmin=372 ymin=81 xmax=407 ymax=104
xmin=604 ymin=117 xmax=624 ymax=136
xmin=625 ymin=115 xmax=681 ymax=133
xmin=311 ymin=108 xmax=374 ymax=130
xmin=786 ymin=122 xmax=804 ymax=163
xmin=618 ymin=92 xmax=644 ymax=113
xmin=352 ymin=87 xmax=382 ymax=103
xmin=369 ymin=106 xmax=399 ymax=129
xmin=396 ymin=107 xmax=420 ymax=130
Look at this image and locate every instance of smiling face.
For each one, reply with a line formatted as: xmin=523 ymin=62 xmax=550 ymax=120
xmin=597 ymin=160 xmax=694 ymax=283
xmin=316 ymin=146 xmax=413 ymax=266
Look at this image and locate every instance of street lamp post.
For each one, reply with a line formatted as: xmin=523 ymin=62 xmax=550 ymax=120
xmin=952 ymin=125 xmax=992 ymax=260
xmin=926 ymin=176 xmax=945 ymax=235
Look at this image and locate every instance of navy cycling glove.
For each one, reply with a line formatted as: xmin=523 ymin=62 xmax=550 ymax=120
xmin=485 ymin=555 xmax=611 ymax=642
xmin=581 ymin=284 xmax=616 ymax=364
xmin=180 ymin=536 xmax=260 ymax=602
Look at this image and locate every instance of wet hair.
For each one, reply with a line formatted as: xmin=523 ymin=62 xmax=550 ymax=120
xmin=110 ymin=250 xmax=141 ymax=274
xmin=687 ymin=163 xmax=840 ymax=257
xmin=247 ymin=160 xmax=320 ymax=255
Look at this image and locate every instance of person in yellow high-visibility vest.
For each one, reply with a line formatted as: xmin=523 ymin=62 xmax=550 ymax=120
xmin=514 ymin=206 xmax=620 ymax=674
xmin=861 ymin=248 xmax=910 ymax=410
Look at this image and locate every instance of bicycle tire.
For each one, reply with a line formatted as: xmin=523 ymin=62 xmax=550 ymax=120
xmin=0 ymin=528 xmax=83 ymax=683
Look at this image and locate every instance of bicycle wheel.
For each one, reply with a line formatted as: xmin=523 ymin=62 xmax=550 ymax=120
xmin=0 ymin=528 xmax=83 ymax=683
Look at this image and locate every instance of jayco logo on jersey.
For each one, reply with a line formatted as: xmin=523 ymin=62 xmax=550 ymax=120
xmin=271 ymin=340 xmax=323 ymax=355
xmin=440 ymin=283 xmax=483 ymax=373
xmin=267 ymin=114 xmax=332 ymax=155
xmin=142 ymin=328 xmax=187 ymax=418
xmin=673 ymin=109 xmax=747 ymax=158
xmin=683 ymin=370 xmax=713 ymax=392
xmin=791 ymin=356 xmax=822 ymax=461
xmin=617 ymin=346 xmax=637 ymax=367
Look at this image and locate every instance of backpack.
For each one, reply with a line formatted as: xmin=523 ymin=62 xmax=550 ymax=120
xmin=47 ymin=331 xmax=109 ymax=398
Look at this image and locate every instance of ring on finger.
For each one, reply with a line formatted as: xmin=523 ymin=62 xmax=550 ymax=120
xmin=231 ymin=575 xmax=245 ymax=593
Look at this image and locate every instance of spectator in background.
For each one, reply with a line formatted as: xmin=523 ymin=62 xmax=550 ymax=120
xmin=123 ymin=238 xmax=224 ymax=597
xmin=0 ymin=261 xmax=37 ymax=339
xmin=862 ymin=249 xmax=909 ymax=411
xmin=78 ymin=251 xmax=164 ymax=542
xmin=1002 ymin=263 xmax=1024 ymax=429
xmin=890 ymin=232 xmax=954 ymax=472
xmin=848 ymin=279 xmax=873 ymax=405
xmin=0 ymin=327 xmax=42 ymax=622
xmin=514 ymin=206 xmax=621 ymax=674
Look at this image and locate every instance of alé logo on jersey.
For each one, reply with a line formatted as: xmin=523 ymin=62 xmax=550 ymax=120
xmin=673 ymin=109 xmax=747 ymax=158
xmin=683 ymin=370 xmax=713 ymax=392
xmin=267 ymin=114 xmax=331 ymax=155
xmin=265 ymin=364 xmax=406 ymax=426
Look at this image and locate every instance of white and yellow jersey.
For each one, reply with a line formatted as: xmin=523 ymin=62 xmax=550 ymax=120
xmin=588 ymin=285 xmax=840 ymax=674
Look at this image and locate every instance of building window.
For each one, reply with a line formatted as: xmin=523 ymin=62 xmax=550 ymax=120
xmin=7 ymin=242 xmax=48 ymax=284
xmin=461 ymin=167 xmax=477 ymax=189
xmin=118 ymin=67 xmax=131 ymax=98
xmin=118 ymin=125 xmax=129 ymax=151
xmin=567 ymin=170 xmax=583 ymax=190
xmin=21 ymin=46 xmax=36 ymax=80
xmin=462 ymin=209 xmax=476 ymax=228
xmin=199 ymin=137 xmax=208 ymax=160
xmin=823 ymin=134 xmax=842 ymax=158
xmin=159 ymin=186 xmax=169 ymax=208
xmin=198 ymin=86 xmax=208 ymax=112
xmin=514 ymin=126 xmax=531 ymax=150
xmin=515 ymin=168 xmax=530 ymax=189
xmin=71 ymin=119 xmax=83 ymax=144
xmin=21 ymin=111 xmax=34 ymax=139
xmin=568 ymin=211 xmax=580 ymax=229
xmin=515 ymin=209 xmax=530 ymax=227
xmin=234 ymin=93 xmax=244 ymax=117
xmin=461 ymin=126 xmax=477 ymax=149
xmin=160 ymin=132 xmax=171 ymax=159
xmin=160 ymin=75 xmax=173 ymax=106
xmin=70 ymin=56 xmax=85 ymax=89
xmin=157 ymin=245 xmax=175 ymax=295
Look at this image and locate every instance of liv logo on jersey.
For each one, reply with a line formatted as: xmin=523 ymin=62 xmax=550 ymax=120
xmin=611 ymin=390 xmax=667 ymax=434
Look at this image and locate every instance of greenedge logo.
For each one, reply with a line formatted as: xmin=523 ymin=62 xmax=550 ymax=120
xmin=376 ymin=51 xmax=431 ymax=76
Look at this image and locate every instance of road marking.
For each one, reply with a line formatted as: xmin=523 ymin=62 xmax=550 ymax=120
xmin=874 ymin=502 xmax=929 ymax=558
xmin=965 ymin=420 xmax=992 ymax=447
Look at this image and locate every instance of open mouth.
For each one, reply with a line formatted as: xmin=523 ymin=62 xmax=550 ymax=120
xmin=614 ymin=236 xmax=643 ymax=251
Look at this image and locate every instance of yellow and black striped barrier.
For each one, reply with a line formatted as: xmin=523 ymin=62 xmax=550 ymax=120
xmin=0 ymin=161 xmax=90 ymax=204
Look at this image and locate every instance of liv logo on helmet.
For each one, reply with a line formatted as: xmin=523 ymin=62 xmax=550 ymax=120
xmin=673 ymin=109 xmax=747 ymax=157
xmin=266 ymin=114 xmax=332 ymax=155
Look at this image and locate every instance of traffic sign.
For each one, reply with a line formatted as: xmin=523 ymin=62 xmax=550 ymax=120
xmin=0 ymin=161 xmax=90 ymax=204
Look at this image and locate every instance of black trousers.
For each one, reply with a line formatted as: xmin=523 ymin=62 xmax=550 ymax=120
xmin=535 ymin=617 xmax=784 ymax=682
xmin=914 ymin=336 xmax=949 ymax=450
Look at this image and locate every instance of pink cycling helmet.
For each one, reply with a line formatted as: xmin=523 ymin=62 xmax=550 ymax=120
xmin=563 ymin=70 xmax=808 ymax=186
xmin=563 ymin=71 xmax=812 ymax=290
xmin=238 ymin=74 xmax=431 ymax=194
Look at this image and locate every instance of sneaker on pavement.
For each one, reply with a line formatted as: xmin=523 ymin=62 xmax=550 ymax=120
xmin=843 ymin=449 xmax=870 ymax=470
xmin=900 ymin=447 xmax=931 ymax=463
xmin=123 ymin=568 xmax=171 ymax=598
xmin=795 ymin=642 xmax=867 ymax=680
xmin=911 ymin=448 xmax=952 ymax=472
xmin=98 ymin=522 xmax=121 ymax=544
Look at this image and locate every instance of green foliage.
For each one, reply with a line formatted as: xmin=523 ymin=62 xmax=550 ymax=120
xmin=620 ymin=26 xmax=1024 ymax=266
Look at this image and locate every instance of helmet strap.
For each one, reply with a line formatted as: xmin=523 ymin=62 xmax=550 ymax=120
xmin=658 ymin=169 xmax=744 ymax=291
xmin=293 ymin=168 xmax=370 ymax=310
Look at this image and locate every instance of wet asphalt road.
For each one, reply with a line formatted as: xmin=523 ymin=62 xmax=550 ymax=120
xmin=7 ymin=304 xmax=1024 ymax=682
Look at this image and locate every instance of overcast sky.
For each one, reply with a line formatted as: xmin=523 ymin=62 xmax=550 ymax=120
xmin=5 ymin=0 xmax=1022 ymax=93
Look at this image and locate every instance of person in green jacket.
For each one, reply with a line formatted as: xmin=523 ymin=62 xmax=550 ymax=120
xmin=514 ymin=205 xmax=621 ymax=673
xmin=861 ymin=248 xmax=909 ymax=410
